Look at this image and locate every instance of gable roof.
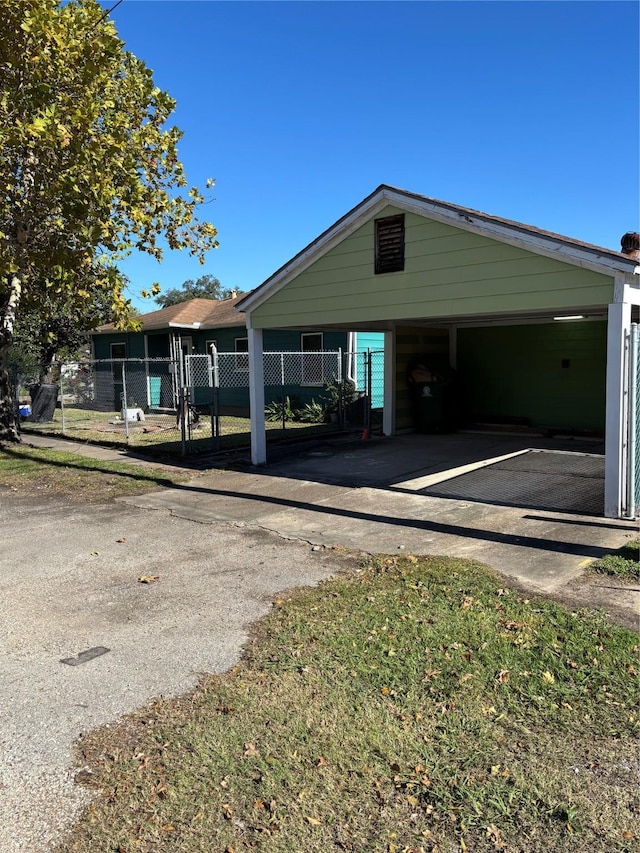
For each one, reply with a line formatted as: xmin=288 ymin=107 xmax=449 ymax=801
xmin=96 ymin=295 xmax=247 ymax=334
xmin=237 ymin=184 xmax=638 ymax=314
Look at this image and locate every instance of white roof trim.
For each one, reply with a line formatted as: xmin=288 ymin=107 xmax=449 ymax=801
xmin=385 ymin=189 xmax=631 ymax=277
xmin=238 ymin=193 xmax=390 ymax=314
xmin=238 ymin=186 xmax=637 ymax=316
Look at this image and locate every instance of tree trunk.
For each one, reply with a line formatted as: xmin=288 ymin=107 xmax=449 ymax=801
xmin=1 ymin=273 xmax=23 ymax=443
xmin=0 ymin=329 xmax=19 ymax=443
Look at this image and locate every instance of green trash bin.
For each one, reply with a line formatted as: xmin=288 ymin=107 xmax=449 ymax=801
xmin=415 ymin=381 xmax=445 ymax=433
xmin=408 ymin=358 xmax=457 ymax=433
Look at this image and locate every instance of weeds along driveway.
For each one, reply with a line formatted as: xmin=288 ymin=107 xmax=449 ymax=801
xmin=0 ymin=493 xmax=351 ymax=853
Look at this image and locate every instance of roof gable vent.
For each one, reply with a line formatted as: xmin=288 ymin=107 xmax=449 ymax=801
xmin=375 ymin=214 xmax=405 ymax=274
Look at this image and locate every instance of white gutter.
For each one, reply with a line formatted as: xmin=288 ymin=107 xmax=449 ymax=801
xmin=347 ymin=331 xmax=357 ymax=380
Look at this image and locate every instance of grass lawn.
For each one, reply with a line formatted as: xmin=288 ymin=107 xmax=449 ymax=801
xmin=57 ymin=556 xmax=639 ymax=853
xmin=21 ymin=407 xmax=336 ymax=453
xmin=0 ymin=444 xmax=193 ymax=501
xmin=589 ymin=540 xmax=640 ymax=584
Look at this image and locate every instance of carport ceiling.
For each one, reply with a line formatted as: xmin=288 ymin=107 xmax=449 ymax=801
xmin=274 ymin=307 xmax=609 ymax=333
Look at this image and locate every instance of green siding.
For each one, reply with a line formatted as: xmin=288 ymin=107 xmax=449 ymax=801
xmin=90 ymin=327 xmax=353 ymax=412
xmin=250 ymin=206 xmax=614 ymax=329
xmin=146 ymin=333 xmax=170 ymax=358
xmin=94 ymin=327 xmax=348 ymax=357
xmin=355 ymin=332 xmax=384 ymax=351
xmin=92 ymin=332 xmax=145 ymax=360
xmin=456 ymin=321 xmax=606 ymax=432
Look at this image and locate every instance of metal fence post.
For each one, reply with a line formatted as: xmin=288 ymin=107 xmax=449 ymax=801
xmin=280 ymin=352 xmax=286 ymax=430
xmin=180 ymin=386 xmax=188 ymax=455
xmin=121 ymin=363 xmax=129 ymax=441
xmin=366 ymin=348 xmax=373 ymax=435
xmin=210 ymin=345 xmax=220 ymax=451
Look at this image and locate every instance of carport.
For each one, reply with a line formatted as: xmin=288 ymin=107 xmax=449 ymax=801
xmin=237 ymin=186 xmax=640 ymax=518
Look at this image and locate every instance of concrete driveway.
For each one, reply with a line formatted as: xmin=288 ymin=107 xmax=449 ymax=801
xmin=1 ymin=431 xmax=638 ymax=852
xmin=122 ymin=432 xmax=633 ymax=598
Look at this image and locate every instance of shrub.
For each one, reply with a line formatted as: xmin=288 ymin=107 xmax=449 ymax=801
xmin=264 ymin=395 xmax=300 ymax=422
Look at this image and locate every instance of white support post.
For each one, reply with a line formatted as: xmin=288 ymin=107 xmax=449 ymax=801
xmin=248 ymin=326 xmax=266 ymax=465
xmin=383 ymin=329 xmax=395 ymax=436
xmin=604 ymin=301 xmax=631 ymax=517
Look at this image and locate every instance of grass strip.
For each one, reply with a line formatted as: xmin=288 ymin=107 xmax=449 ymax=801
xmin=0 ymin=444 xmax=192 ymax=501
xmin=58 ymin=555 xmax=639 ymax=853
xmin=590 ymin=540 xmax=640 ymax=583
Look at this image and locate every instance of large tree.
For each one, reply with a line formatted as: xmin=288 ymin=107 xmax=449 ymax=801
xmin=10 ymin=267 xmax=125 ymax=383
xmin=154 ymin=274 xmax=240 ymax=308
xmin=0 ymin=0 xmax=218 ymax=441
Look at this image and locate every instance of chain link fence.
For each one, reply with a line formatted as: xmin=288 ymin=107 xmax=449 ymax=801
xmin=15 ymin=349 xmax=385 ymax=456
xmin=15 ymin=358 xmax=184 ymax=447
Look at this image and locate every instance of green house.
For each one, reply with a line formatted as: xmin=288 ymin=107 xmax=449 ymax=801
xmin=236 ymin=185 xmax=640 ymax=518
xmin=91 ymin=295 xmax=382 ymax=413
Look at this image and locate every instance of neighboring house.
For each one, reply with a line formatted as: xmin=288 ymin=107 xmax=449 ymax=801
xmin=90 ymin=295 xmax=382 ymax=411
xmin=236 ymin=184 xmax=640 ymax=518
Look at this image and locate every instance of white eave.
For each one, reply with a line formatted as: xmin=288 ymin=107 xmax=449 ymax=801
xmin=237 ymin=185 xmax=638 ymax=316
xmin=167 ymin=322 xmax=202 ymax=329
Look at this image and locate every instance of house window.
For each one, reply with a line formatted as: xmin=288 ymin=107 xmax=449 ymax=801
xmin=375 ymin=214 xmax=405 ymax=274
xmin=235 ymin=337 xmax=249 ymax=371
xmin=110 ymin=343 xmax=126 ymax=381
xmin=301 ymin=332 xmax=323 ymax=385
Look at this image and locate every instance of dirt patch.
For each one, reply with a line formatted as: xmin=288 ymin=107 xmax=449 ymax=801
xmin=554 ymin=574 xmax=640 ymax=632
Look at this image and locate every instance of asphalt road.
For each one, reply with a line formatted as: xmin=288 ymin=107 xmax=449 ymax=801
xmin=0 ymin=492 xmax=351 ymax=853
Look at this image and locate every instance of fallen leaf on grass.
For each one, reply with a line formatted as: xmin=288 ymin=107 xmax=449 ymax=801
xmin=486 ymin=823 xmax=506 ymax=850
xmin=306 ymin=816 xmax=321 ymax=826
xmin=138 ymin=575 xmax=159 ymax=584
xmin=542 ymin=670 xmax=555 ymax=684
xmin=243 ymin=742 xmax=260 ymax=757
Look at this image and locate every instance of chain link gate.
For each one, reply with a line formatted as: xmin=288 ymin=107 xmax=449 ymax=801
xmin=184 ymin=349 xmax=385 ymax=447
xmin=208 ymin=350 xmax=344 ymax=446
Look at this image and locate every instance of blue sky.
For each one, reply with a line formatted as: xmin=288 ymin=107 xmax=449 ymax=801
xmin=102 ymin=0 xmax=640 ymax=312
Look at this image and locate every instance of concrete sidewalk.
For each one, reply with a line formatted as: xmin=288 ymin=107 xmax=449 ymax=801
xmin=121 ymin=465 xmax=638 ymax=602
xmin=21 ymin=430 xmax=639 ymax=606
xmin=19 ymin=430 xmax=193 ymax=472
